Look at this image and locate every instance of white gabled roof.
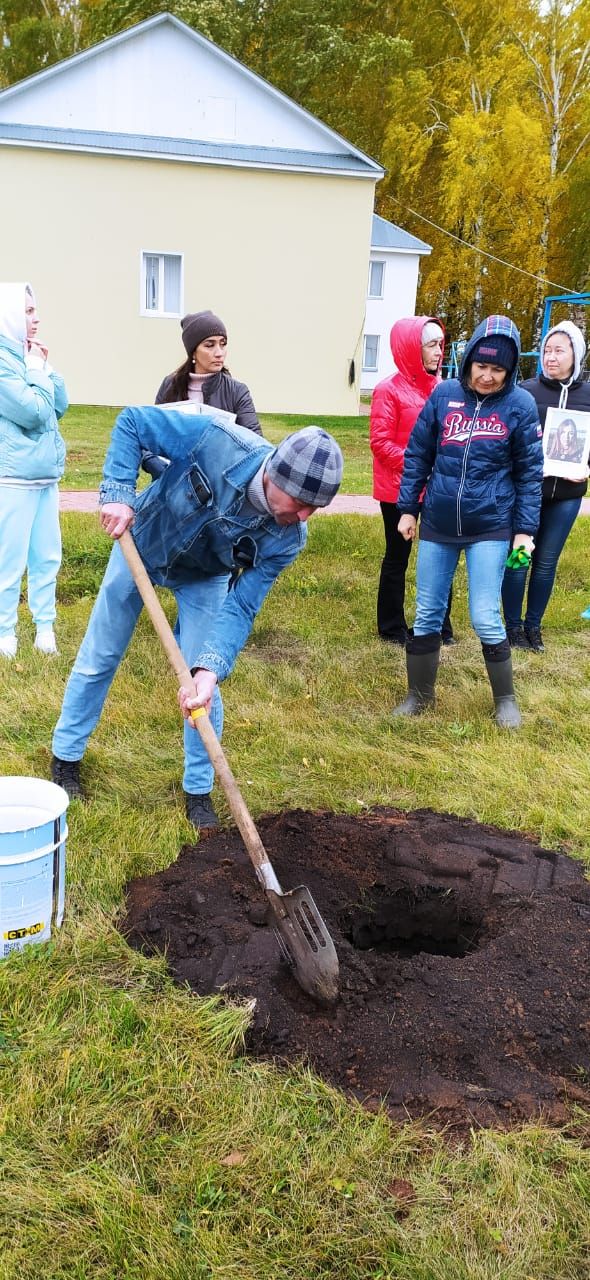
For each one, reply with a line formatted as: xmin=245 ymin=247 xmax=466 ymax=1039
xmin=371 ymin=214 xmax=431 ymax=255
xmin=0 ymin=13 xmax=384 ymax=179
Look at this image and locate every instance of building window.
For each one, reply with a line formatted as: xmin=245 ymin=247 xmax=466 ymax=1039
xmin=363 ymin=334 xmax=380 ymax=371
xmin=141 ymin=252 xmax=183 ymax=316
xmin=368 ymin=260 xmax=384 ymax=298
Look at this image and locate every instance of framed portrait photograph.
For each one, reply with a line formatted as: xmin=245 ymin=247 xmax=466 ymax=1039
xmin=542 ymin=407 xmax=590 ymax=481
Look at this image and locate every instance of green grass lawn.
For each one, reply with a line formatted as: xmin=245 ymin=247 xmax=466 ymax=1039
xmin=1 ymin=426 xmax=589 ymax=1277
xmin=60 ymin=405 xmax=374 ymax=495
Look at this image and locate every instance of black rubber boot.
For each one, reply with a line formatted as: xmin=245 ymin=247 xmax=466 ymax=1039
xmin=51 ymin=755 xmax=84 ymax=799
xmin=482 ymin=642 xmax=522 ymax=729
xmin=185 ymin=792 xmax=219 ymax=835
xmin=392 ymin=634 xmax=441 ymax=717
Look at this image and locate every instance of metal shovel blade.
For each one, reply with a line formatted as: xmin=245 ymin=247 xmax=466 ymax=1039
xmin=267 ymin=885 xmax=339 ymax=1005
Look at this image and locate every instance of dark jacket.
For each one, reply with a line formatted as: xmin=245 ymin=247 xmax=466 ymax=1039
xmin=155 ymin=369 xmax=261 ymax=432
xmin=142 ymin=369 xmax=261 ymax=478
xmin=399 ymin=317 xmax=543 ymax=542
xmin=521 ymin=372 xmax=590 ymax=502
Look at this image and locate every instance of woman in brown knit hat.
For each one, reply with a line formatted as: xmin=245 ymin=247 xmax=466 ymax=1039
xmin=142 ymin=310 xmax=261 ymax=478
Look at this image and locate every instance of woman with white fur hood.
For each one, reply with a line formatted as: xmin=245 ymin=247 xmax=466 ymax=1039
xmin=502 ymin=320 xmax=590 ymax=652
xmin=0 ymin=283 xmax=68 ymax=657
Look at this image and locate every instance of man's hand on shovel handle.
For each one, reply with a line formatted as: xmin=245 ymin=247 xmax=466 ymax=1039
xmin=179 ymin=668 xmax=218 ymax=723
xmin=100 ymin=503 xmax=135 ymax=538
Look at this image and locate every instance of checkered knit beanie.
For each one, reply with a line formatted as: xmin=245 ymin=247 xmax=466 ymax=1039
xmin=470 ymin=334 xmax=517 ymax=372
xmin=265 ymin=426 xmax=343 ymax=507
xmin=181 ymin=310 xmax=227 ymax=357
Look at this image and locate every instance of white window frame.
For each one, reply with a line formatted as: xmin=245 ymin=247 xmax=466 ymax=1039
xmin=368 ymin=259 xmax=385 ymax=299
xmin=363 ymin=334 xmax=380 ymax=371
xmin=140 ymin=250 xmax=184 ymax=317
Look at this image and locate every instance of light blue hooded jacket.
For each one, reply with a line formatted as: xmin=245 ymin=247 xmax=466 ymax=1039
xmin=0 ymin=282 xmax=68 ymax=481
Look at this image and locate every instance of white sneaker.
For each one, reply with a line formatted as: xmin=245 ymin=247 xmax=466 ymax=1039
xmin=35 ymin=627 xmax=58 ymax=654
xmin=0 ymin=633 xmax=17 ymax=658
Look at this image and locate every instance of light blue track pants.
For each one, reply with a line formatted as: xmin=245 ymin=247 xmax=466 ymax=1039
xmin=52 ymin=540 xmax=228 ymax=795
xmin=0 ymin=483 xmax=61 ymax=637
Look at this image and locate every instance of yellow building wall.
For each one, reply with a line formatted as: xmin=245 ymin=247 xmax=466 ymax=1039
xmin=0 ymin=147 xmax=375 ymax=414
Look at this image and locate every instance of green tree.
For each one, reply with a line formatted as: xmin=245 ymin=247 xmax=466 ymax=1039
xmin=0 ymin=0 xmax=588 ymax=337
xmin=239 ymin=0 xmax=411 ymax=160
xmin=0 ymin=0 xmax=250 ymax=87
xmin=80 ymin=0 xmax=247 ymax=57
xmin=380 ymin=0 xmax=583 ymax=345
xmin=0 ymin=0 xmax=81 ymax=85
xmin=511 ymin=0 xmax=590 ymax=302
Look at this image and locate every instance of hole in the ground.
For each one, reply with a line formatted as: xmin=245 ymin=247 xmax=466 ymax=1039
xmin=122 ymin=807 xmax=590 ymax=1128
xmin=343 ymin=885 xmax=484 ymax=958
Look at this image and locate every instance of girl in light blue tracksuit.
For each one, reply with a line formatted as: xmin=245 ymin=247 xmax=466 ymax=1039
xmin=0 ymin=283 xmax=68 ymax=657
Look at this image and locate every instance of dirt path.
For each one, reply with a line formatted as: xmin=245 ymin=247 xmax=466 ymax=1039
xmin=59 ymin=491 xmax=382 ymax=515
xmin=59 ymin=491 xmax=590 ymax=517
xmin=122 ymin=807 xmax=590 ymax=1132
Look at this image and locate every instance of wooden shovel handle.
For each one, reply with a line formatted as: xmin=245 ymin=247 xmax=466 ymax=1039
xmin=118 ymin=530 xmax=278 ymax=882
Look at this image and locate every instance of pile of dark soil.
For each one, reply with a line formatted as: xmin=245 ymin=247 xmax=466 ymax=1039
xmin=122 ymin=808 xmax=590 ymax=1129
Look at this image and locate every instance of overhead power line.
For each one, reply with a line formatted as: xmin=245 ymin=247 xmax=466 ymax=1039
xmin=388 ymin=199 xmax=574 ymax=293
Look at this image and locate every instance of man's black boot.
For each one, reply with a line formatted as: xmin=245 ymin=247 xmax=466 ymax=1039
xmin=51 ymin=755 xmax=84 ymax=799
xmin=482 ymin=641 xmax=522 ymax=729
xmin=392 ymin=634 xmax=441 ymax=717
xmin=185 ymin=792 xmax=219 ymax=835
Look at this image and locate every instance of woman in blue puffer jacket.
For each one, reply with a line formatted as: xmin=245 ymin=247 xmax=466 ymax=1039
xmin=0 ymin=283 xmax=68 ymax=658
xmin=393 ymin=315 xmax=543 ymax=729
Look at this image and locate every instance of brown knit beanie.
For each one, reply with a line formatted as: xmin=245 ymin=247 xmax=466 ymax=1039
xmin=181 ymin=310 xmax=227 ymax=357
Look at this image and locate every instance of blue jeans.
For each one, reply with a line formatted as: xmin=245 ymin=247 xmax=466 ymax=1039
xmin=52 ymin=540 xmax=229 ymax=794
xmin=502 ymin=498 xmax=581 ymax=630
xmin=414 ymin=538 xmax=509 ymax=644
xmin=0 ymin=482 xmax=61 ymax=635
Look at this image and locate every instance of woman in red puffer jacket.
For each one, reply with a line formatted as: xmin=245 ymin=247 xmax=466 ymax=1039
xmin=370 ymin=315 xmax=453 ymax=645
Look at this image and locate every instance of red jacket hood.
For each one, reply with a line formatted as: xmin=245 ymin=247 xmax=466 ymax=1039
xmin=370 ymin=315 xmax=446 ymax=503
xmin=390 ymin=315 xmax=445 ymax=395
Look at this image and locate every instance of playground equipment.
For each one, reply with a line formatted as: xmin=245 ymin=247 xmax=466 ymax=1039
xmin=537 ymin=292 xmax=590 ymax=370
xmin=445 ymin=293 xmax=590 ymax=379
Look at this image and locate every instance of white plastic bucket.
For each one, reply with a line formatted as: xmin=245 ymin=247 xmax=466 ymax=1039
xmin=0 ymin=776 xmax=69 ymax=958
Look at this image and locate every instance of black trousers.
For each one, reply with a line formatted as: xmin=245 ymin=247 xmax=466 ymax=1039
xmin=377 ymin=501 xmax=453 ymax=641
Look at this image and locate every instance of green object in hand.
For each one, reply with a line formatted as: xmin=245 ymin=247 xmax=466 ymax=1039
xmin=505 ymin=546 xmax=532 ymax=570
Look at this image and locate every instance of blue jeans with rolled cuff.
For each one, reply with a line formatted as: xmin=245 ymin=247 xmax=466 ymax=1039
xmin=52 ymin=540 xmax=228 ymax=795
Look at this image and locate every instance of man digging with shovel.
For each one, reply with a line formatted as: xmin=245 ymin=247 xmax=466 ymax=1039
xmin=51 ymin=411 xmax=343 ymax=833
